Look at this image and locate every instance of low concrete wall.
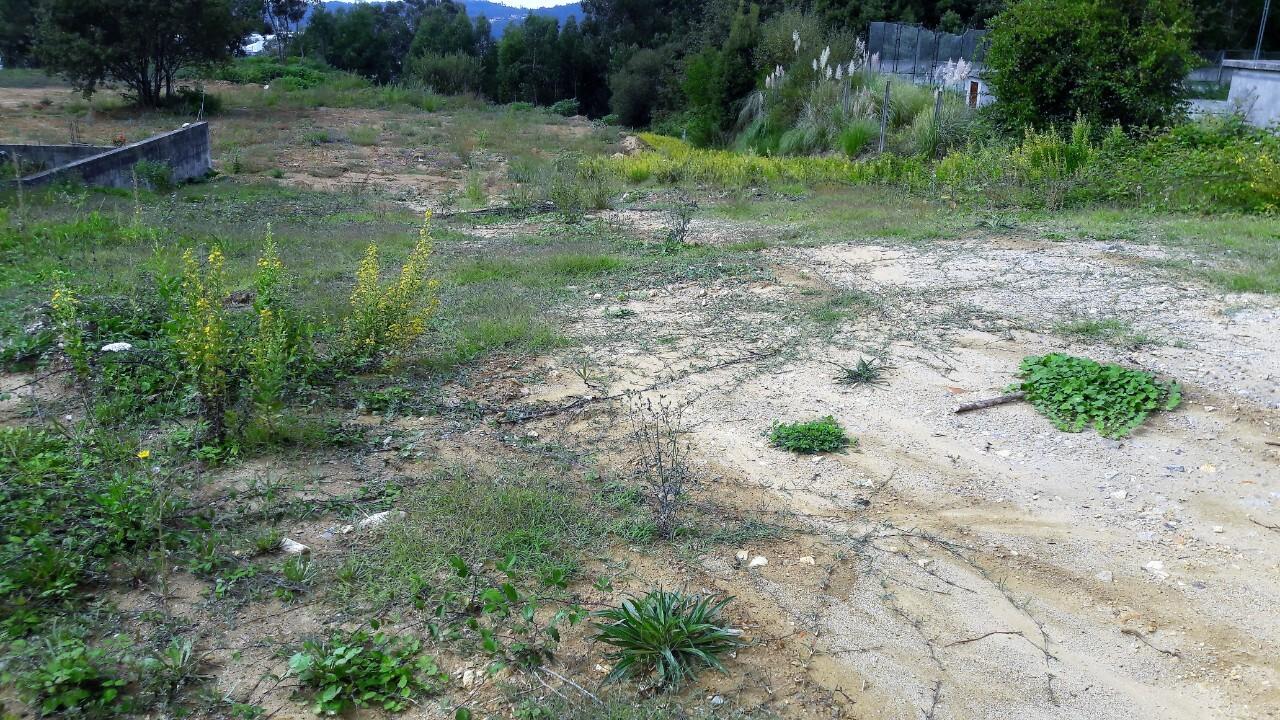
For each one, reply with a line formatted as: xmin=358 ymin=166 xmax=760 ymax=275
xmin=0 ymin=144 xmax=112 ymax=174
xmin=12 ymin=122 xmax=211 ymax=189
xmin=1223 ymin=60 xmax=1280 ymax=128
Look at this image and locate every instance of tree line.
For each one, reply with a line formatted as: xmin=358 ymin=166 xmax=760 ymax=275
xmin=0 ymin=0 xmax=1274 ymax=126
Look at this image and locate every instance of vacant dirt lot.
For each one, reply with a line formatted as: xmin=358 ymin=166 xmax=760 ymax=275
xmin=507 ymin=215 xmax=1280 ymax=719
xmin=3 ymin=77 xmax=1277 ymax=719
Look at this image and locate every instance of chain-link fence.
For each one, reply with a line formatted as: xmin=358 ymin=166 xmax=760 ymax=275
xmin=868 ymin=22 xmax=988 ymax=83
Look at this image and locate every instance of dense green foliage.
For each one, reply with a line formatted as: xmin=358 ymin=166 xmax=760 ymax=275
xmin=288 ymin=626 xmax=446 ymax=715
xmin=607 ymin=112 xmax=1280 ymax=214
xmin=593 ymin=590 xmax=743 ymax=689
xmin=34 ymin=0 xmax=257 ymax=106
xmin=769 ymin=416 xmax=852 ymax=453
xmin=985 ymin=0 xmax=1197 ymax=128
xmin=1014 ymin=353 xmax=1181 ymax=438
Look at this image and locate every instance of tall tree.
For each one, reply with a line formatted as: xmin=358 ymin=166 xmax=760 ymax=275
xmin=36 ymin=0 xmax=256 ymax=105
xmin=300 ymin=3 xmax=413 ymax=83
xmin=0 ymin=0 xmax=38 ymax=68
xmin=265 ymin=0 xmax=312 ymax=60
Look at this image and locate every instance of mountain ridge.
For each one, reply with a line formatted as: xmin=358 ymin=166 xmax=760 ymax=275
xmin=313 ymin=1 xmax=582 ymax=36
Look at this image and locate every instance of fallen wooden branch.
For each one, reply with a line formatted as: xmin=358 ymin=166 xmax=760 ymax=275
xmin=954 ymin=391 xmax=1026 ymax=414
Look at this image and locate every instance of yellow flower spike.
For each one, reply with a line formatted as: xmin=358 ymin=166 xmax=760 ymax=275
xmin=136 ymin=449 xmax=151 ymax=459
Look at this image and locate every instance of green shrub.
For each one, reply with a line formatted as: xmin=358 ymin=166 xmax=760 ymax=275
xmin=838 ymin=119 xmax=880 ymax=158
xmin=133 ymin=160 xmax=174 ymax=192
xmin=769 ymin=416 xmax=851 ymax=453
xmin=208 ymin=56 xmax=333 ymax=88
xmin=550 ymin=98 xmax=581 ymax=116
xmin=1013 ymin=353 xmax=1180 ymax=438
xmin=15 ymin=635 xmax=130 ymax=716
xmin=985 ymin=0 xmax=1196 ymax=128
xmin=592 ymin=590 xmax=743 ymax=690
xmin=288 ymin=625 xmax=445 ymax=715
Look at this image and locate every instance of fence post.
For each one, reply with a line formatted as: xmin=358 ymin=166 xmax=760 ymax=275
xmin=932 ymin=87 xmax=944 ymax=157
xmin=879 ymin=80 xmax=891 ymax=153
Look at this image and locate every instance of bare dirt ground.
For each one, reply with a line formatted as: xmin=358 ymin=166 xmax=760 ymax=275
xmin=3 ymin=76 xmax=1276 ymax=718
xmin=505 ymin=218 xmax=1280 ymax=719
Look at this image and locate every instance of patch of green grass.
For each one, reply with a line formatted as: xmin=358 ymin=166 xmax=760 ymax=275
xmin=1054 ymin=317 xmax=1155 ymax=349
xmin=768 ymin=416 xmax=852 ymax=453
xmin=1040 ymin=210 xmax=1280 ymax=295
xmin=0 ymin=68 xmax=60 ymax=88
xmin=809 ymin=290 xmax=881 ymax=324
xmin=347 ymin=126 xmax=379 ymax=146
xmin=337 ymin=467 xmax=598 ymax=603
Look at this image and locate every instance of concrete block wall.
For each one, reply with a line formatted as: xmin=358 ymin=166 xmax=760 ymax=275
xmin=0 ymin=144 xmax=112 ymax=175
xmin=8 ymin=122 xmax=211 ymax=189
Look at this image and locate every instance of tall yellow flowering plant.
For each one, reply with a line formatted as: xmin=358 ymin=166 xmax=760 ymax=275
xmin=337 ymin=212 xmax=440 ymax=366
xmin=171 ymin=247 xmax=231 ymax=442
xmin=245 ymin=228 xmax=294 ymax=429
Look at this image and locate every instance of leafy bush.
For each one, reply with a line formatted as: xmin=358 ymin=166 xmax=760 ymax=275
xmin=550 ymin=98 xmax=580 ymax=116
xmin=985 ymin=0 xmax=1196 ymax=128
xmin=208 ymin=56 xmax=333 ymax=89
xmin=769 ymin=416 xmax=851 ymax=453
xmin=592 ymin=590 xmax=743 ymax=689
xmin=288 ymin=625 xmax=445 ymax=715
xmin=14 ymin=635 xmax=129 ymax=716
xmin=158 ymin=85 xmax=222 ymax=116
xmin=133 ymin=160 xmax=174 ymax=192
xmin=1013 ymin=353 xmax=1181 ymax=438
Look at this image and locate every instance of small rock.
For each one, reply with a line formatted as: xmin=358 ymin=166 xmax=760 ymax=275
xmin=592 ymin=292 xmax=603 ymax=300
xmin=995 ymin=449 xmax=1012 ymax=458
xmin=100 ymin=342 xmax=133 ymax=353
xmin=356 ymin=510 xmax=406 ymax=531
xmin=748 ymin=555 xmax=768 ymax=568
xmin=340 ymin=524 xmax=355 ymax=534
xmin=1199 ymin=463 xmax=1217 ymax=474
xmin=734 ymin=549 xmax=749 ymax=565
xmin=1143 ymin=560 xmax=1167 ymax=579
xmin=1166 ymin=465 xmax=1186 ymax=473
xmin=798 ymin=556 xmax=816 ymax=565
xmin=1096 ymin=570 xmax=1114 ymax=583
xmin=1212 ymin=525 xmax=1224 ymax=533
xmin=461 ymin=668 xmax=481 ymax=689
xmin=280 ymin=538 xmax=310 ymax=555
xmin=1111 ymin=490 xmax=1128 ymax=500
xmin=710 ymin=695 xmax=725 ymax=707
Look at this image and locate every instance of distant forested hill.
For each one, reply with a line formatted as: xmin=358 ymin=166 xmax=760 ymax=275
xmin=310 ymin=1 xmax=581 ymax=35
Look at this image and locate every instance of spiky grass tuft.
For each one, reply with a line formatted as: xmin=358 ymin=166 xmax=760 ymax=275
xmin=593 ymin=589 xmax=743 ymax=690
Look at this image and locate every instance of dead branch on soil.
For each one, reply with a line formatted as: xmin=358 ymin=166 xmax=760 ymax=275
xmin=1249 ymin=517 xmax=1280 ymax=532
xmin=1120 ymin=627 xmax=1181 ymax=658
xmin=954 ymin=391 xmax=1026 ymax=413
xmin=496 ymin=346 xmax=783 ymax=425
